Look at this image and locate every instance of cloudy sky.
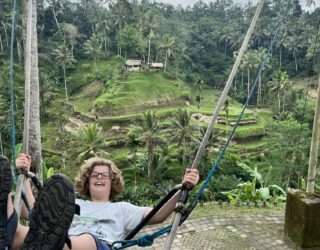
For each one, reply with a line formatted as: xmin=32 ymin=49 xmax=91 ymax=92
xmin=156 ymin=0 xmax=319 ymax=10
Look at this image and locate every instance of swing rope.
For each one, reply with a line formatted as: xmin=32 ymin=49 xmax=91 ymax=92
xmin=13 ymin=0 xmax=34 ymax=219
xmin=112 ymin=0 xmax=291 ymax=248
xmin=9 ymin=0 xmax=17 ymax=177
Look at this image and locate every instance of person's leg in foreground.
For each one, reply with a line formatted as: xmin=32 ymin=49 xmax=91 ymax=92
xmin=0 ymin=155 xmax=17 ymax=250
xmin=19 ymin=173 xmax=76 ymax=249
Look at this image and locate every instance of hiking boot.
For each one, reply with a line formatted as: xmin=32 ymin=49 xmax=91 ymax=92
xmin=20 ymin=174 xmax=75 ymax=250
xmin=0 ymin=156 xmax=12 ymax=249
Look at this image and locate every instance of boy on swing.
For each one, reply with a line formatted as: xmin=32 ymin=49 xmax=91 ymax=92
xmin=0 ymin=154 xmax=199 ymax=250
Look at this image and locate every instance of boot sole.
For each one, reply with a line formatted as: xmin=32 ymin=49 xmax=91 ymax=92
xmin=0 ymin=156 xmax=12 ymax=249
xmin=20 ymin=174 xmax=75 ymax=250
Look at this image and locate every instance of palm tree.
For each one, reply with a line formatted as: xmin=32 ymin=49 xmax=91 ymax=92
xmin=77 ymin=123 xmax=109 ymax=161
xmin=96 ymin=19 xmax=112 ymax=57
xmin=194 ymin=79 xmax=203 ymax=110
xmin=306 ymin=0 xmax=315 ymax=7
xmin=52 ymin=44 xmax=75 ymax=103
xmin=253 ymin=47 xmax=270 ymax=106
xmin=146 ymin=153 xmax=169 ymax=184
xmin=268 ymin=70 xmax=291 ymax=112
xmin=111 ymin=0 xmax=131 ymax=56
xmin=159 ymin=34 xmax=176 ymax=71
xmin=284 ymin=35 xmax=302 ymax=73
xmin=171 ymin=109 xmax=199 ymax=166
xmin=61 ymin=23 xmax=79 ymax=57
xmin=46 ymin=0 xmax=66 ymax=30
xmin=145 ymin=11 xmax=158 ymax=64
xmin=125 ymin=132 xmax=140 ymax=161
xmin=23 ymin=0 xmax=43 ymax=180
xmin=39 ymin=72 xmax=56 ymax=117
xmin=242 ymin=50 xmax=256 ymax=98
xmin=84 ymin=33 xmax=103 ymax=73
xmin=132 ymin=111 xmax=161 ymax=180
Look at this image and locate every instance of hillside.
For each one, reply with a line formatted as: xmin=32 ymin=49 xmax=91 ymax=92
xmin=40 ymin=59 xmax=270 ymax=182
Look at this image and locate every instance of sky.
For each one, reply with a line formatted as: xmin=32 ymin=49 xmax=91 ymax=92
xmin=155 ymin=0 xmax=319 ymax=11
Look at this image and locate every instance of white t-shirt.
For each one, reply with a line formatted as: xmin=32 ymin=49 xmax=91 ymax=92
xmin=68 ymin=199 xmax=148 ymax=243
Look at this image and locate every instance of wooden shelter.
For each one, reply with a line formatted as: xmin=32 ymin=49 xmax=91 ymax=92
xmin=125 ymin=59 xmax=142 ymax=71
xmin=150 ymin=63 xmax=164 ymax=70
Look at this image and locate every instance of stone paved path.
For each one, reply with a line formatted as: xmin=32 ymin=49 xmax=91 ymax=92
xmin=128 ymin=213 xmax=320 ymax=250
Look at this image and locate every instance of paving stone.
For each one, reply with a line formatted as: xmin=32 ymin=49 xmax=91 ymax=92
xmin=131 ymin=213 xmax=307 ymax=249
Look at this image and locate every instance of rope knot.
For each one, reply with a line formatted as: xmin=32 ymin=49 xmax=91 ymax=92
xmin=137 ymin=234 xmax=154 ymax=247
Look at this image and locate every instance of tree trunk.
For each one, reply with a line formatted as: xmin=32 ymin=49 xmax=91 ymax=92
xmin=63 ymin=66 xmax=68 ymax=103
xmin=278 ymin=89 xmax=281 ymax=112
xmin=17 ymin=39 xmax=22 ymax=62
xmin=283 ymin=91 xmax=286 ymax=112
xmin=257 ymin=75 xmax=262 ymax=107
xmin=225 ymin=38 xmax=227 ymax=55
xmin=147 ymin=36 xmax=151 ymax=64
xmin=307 ymin=74 xmax=320 ymax=193
xmin=3 ymin=25 xmax=9 ymax=49
xmin=295 ymin=55 xmax=298 ymax=72
xmin=0 ymin=132 xmax=3 ymax=155
xmin=104 ymin=29 xmax=107 ymax=56
xmin=51 ymin=7 xmax=60 ymax=30
xmin=0 ymin=34 xmax=3 ymax=54
xmin=29 ymin=0 xmax=43 ymax=181
xmin=94 ymin=57 xmax=97 ymax=73
xmin=164 ymin=52 xmax=168 ymax=71
xmin=279 ymin=46 xmax=282 ymax=69
xmin=241 ymin=70 xmax=244 ymax=89
xmin=247 ymin=68 xmax=250 ymax=98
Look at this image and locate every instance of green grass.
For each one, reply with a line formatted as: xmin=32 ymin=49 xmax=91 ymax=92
xmin=233 ymin=140 xmax=267 ymax=150
xmin=95 ymin=72 xmax=189 ymax=108
xmin=190 ymin=202 xmax=285 ymax=218
xmin=67 ymin=59 xmax=117 ymax=94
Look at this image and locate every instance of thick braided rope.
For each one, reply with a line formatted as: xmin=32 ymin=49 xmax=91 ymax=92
xmin=9 ymin=0 xmax=18 ymax=178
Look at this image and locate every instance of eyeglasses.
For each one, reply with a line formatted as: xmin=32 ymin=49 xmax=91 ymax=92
xmin=90 ymin=172 xmax=112 ymax=180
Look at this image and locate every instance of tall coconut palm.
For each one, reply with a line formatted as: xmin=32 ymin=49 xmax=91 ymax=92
xmin=171 ymin=109 xmax=199 ymax=166
xmin=194 ymin=79 xmax=203 ymax=110
xmin=111 ymin=0 xmax=131 ymax=56
xmin=61 ymin=23 xmax=79 ymax=57
xmin=145 ymin=11 xmax=158 ymax=64
xmin=52 ymin=44 xmax=75 ymax=103
xmin=242 ymin=50 xmax=256 ymax=98
xmin=84 ymin=33 xmax=103 ymax=73
xmin=39 ymin=71 xmax=56 ymax=117
xmin=268 ymin=70 xmax=291 ymax=112
xmin=284 ymin=35 xmax=302 ymax=73
xmin=22 ymin=0 xmax=43 ymax=180
xmin=253 ymin=47 xmax=271 ymax=106
xmin=132 ymin=111 xmax=161 ymax=180
xmin=96 ymin=19 xmax=112 ymax=57
xmin=158 ymin=34 xmax=175 ymax=71
xmin=46 ymin=0 xmax=67 ymax=30
xmin=77 ymin=123 xmax=109 ymax=161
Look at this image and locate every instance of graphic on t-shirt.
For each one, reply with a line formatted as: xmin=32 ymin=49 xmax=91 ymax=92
xmin=71 ymin=215 xmax=116 ymax=241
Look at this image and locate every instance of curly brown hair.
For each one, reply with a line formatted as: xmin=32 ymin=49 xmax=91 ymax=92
xmin=75 ymin=157 xmax=124 ymax=200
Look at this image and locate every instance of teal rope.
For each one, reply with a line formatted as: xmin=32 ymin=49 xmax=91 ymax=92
xmin=9 ymin=0 xmax=18 ymax=179
xmin=112 ymin=226 xmax=172 ymax=249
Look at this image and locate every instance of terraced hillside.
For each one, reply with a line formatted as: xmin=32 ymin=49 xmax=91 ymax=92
xmin=41 ymin=59 xmax=270 ymax=178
